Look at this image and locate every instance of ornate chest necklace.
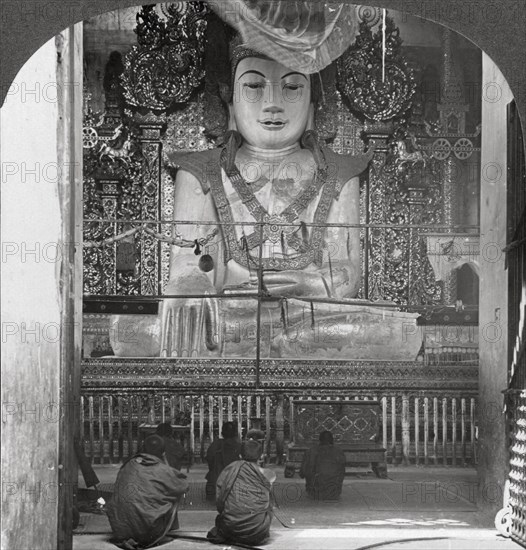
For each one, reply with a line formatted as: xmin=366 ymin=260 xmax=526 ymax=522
xmin=208 ymin=147 xmax=340 ymax=271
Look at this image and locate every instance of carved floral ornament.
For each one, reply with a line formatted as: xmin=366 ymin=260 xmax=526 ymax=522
xmin=118 ymin=2 xmax=415 ymax=123
xmin=81 ymin=358 xmax=479 ymax=392
xmin=337 ymin=14 xmax=415 ymax=122
xmin=121 ymin=3 xmax=208 ymax=111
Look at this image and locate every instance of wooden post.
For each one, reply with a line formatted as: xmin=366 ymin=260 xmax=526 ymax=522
xmin=148 ymin=395 xmax=155 ymax=425
xmin=118 ymin=397 xmax=123 ymax=463
xmin=442 ymin=398 xmax=448 ymax=466
xmin=433 ymin=397 xmax=438 ymax=465
xmin=391 ymin=396 xmax=397 ymax=464
xmin=402 ymin=393 xmax=410 ymax=465
xmin=247 ymin=396 xmax=252 ymax=433
xmin=199 ymin=396 xmax=205 ymax=460
xmin=218 ymin=396 xmax=224 ymax=435
xmin=424 ymin=397 xmax=429 ymax=466
xmin=452 ymin=397 xmax=457 ymax=466
xmin=190 ymin=397 xmax=195 ymax=465
xmin=415 ymin=397 xmax=420 ymax=465
xmin=470 ymin=398 xmax=476 ymax=465
xmin=382 ymin=396 xmax=388 ymax=450
xmin=265 ymin=397 xmax=271 ymax=460
xmin=161 ymin=396 xmax=166 ymax=424
xmin=170 ymin=396 xmax=176 ymax=423
xmin=478 ymin=53 xmax=511 ymax=510
xmin=80 ymin=397 xmax=85 ymax=458
xmin=275 ymin=394 xmax=285 ymax=465
xmin=98 ymin=396 xmax=104 ymax=464
xmin=209 ymin=396 xmax=214 ymax=443
xmin=461 ymin=398 xmax=466 ymax=466
xmin=227 ymin=396 xmax=233 ymax=421
xmin=127 ymin=396 xmax=133 ymax=458
xmin=108 ymin=395 xmax=114 ymax=464
xmin=89 ymin=397 xmax=95 ymax=463
xmin=237 ymin=396 xmax=243 ymax=440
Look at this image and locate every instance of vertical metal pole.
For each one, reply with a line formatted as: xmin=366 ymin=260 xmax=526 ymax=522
xmin=364 ymin=175 xmax=370 ymax=300
xmin=255 ymin=222 xmax=264 ymax=389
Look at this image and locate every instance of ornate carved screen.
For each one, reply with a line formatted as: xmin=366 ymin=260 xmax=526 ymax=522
xmin=292 ymin=399 xmax=381 ymax=447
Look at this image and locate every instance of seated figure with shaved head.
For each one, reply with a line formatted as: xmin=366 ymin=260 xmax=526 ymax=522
xmin=207 ymin=439 xmax=276 ymax=546
xmin=205 ymin=421 xmax=242 ymax=501
xmin=106 ymin=435 xmax=189 ymax=547
xmin=300 ymin=430 xmax=345 ymax=500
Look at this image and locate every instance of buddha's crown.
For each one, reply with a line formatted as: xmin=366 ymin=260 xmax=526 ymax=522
xmin=229 ymin=33 xmax=270 ymax=81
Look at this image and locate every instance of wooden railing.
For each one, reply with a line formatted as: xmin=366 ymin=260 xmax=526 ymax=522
xmin=81 ymin=358 xmax=478 ymax=467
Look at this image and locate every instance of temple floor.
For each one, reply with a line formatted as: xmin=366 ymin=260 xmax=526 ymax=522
xmin=74 ymin=464 xmax=521 ymax=550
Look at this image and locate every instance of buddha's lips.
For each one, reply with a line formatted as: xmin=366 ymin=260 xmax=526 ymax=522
xmin=259 ymin=119 xmax=287 ymax=130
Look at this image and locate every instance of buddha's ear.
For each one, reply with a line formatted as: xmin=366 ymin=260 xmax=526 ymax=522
xmin=227 ymin=103 xmax=238 ymax=131
xmin=306 ymin=104 xmax=315 ymax=131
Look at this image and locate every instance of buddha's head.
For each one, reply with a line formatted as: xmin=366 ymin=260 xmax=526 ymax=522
xmin=203 ymin=30 xmax=336 ymax=145
xmin=230 ymin=56 xmax=313 ymax=150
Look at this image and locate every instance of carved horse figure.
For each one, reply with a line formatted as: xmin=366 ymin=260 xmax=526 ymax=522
xmin=98 ymin=124 xmax=134 ymax=165
xmin=394 ymin=133 xmax=427 ymax=171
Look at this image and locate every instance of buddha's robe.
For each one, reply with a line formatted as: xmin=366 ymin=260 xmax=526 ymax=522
xmin=169 ymin=146 xmax=370 ymax=299
xmin=106 ymin=453 xmax=188 ymax=545
xmin=300 ymin=443 xmax=346 ymax=500
xmin=214 ymin=460 xmax=273 ymax=545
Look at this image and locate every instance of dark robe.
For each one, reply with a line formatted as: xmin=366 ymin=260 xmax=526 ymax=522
xmin=161 ymin=436 xmax=185 ymax=471
xmin=300 ymin=443 xmax=346 ymax=500
xmin=205 ymin=437 xmax=241 ymax=499
xmin=214 ymin=460 xmax=272 ymax=545
xmin=106 ymin=453 xmax=189 ymax=545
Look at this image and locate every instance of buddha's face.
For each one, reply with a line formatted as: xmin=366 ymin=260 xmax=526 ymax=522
xmin=231 ymin=57 xmax=312 ymax=150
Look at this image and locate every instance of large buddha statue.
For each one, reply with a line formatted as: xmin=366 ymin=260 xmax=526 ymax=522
xmin=110 ymin=42 xmax=422 ymax=360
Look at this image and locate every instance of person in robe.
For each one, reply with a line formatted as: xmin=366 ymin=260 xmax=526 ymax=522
xmin=208 ymin=439 xmax=276 ymax=546
xmin=155 ymin=422 xmax=186 ymax=471
xmin=299 ymin=430 xmax=346 ymax=500
xmin=205 ymin=421 xmax=242 ymax=500
xmin=106 ymin=435 xmax=189 ymax=547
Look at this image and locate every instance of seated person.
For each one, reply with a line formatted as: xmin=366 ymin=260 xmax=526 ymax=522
xmin=155 ymin=422 xmax=186 ymax=471
xmin=300 ymin=430 xmax=345 ymax=500
xmin=208 ymin=439 xmax=276 ymax=546
xmin=205 ymin=421 xmax=242 ymax=500
xmin=106 ymin=435 xmax=189 ymax=547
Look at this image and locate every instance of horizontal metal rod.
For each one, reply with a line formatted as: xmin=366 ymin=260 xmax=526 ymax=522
xmin=83 ymin=293 xmax=460 ymax=311
xmin=84 ymin=292 xmax=259 ymax=301
xmin=83 ymin=218 xmax=480 ymax=230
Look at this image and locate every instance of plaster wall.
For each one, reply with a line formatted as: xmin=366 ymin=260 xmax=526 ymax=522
xmin=477 ymin=52 xmax=512 ymax=513
xmin=0 ymin=38 xmax=63 ymax=550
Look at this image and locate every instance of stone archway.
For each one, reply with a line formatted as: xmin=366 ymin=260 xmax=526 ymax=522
xmin=1 ymin=4 xmax=525 ymax=549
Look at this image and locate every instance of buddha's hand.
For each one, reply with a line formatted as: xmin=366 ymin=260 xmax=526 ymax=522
xmin=262 ymin=270 xmax=330 ymax=298
xmin=160 ymin=267 xmax=219 ymax=357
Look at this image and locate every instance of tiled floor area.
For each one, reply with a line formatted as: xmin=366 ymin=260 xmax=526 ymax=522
xmin=73 ymin=464 xmax=522 ymax=550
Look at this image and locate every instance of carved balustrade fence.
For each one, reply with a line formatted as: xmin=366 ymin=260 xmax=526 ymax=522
xmin=81 ymin=359 xmax=478 ymax=467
